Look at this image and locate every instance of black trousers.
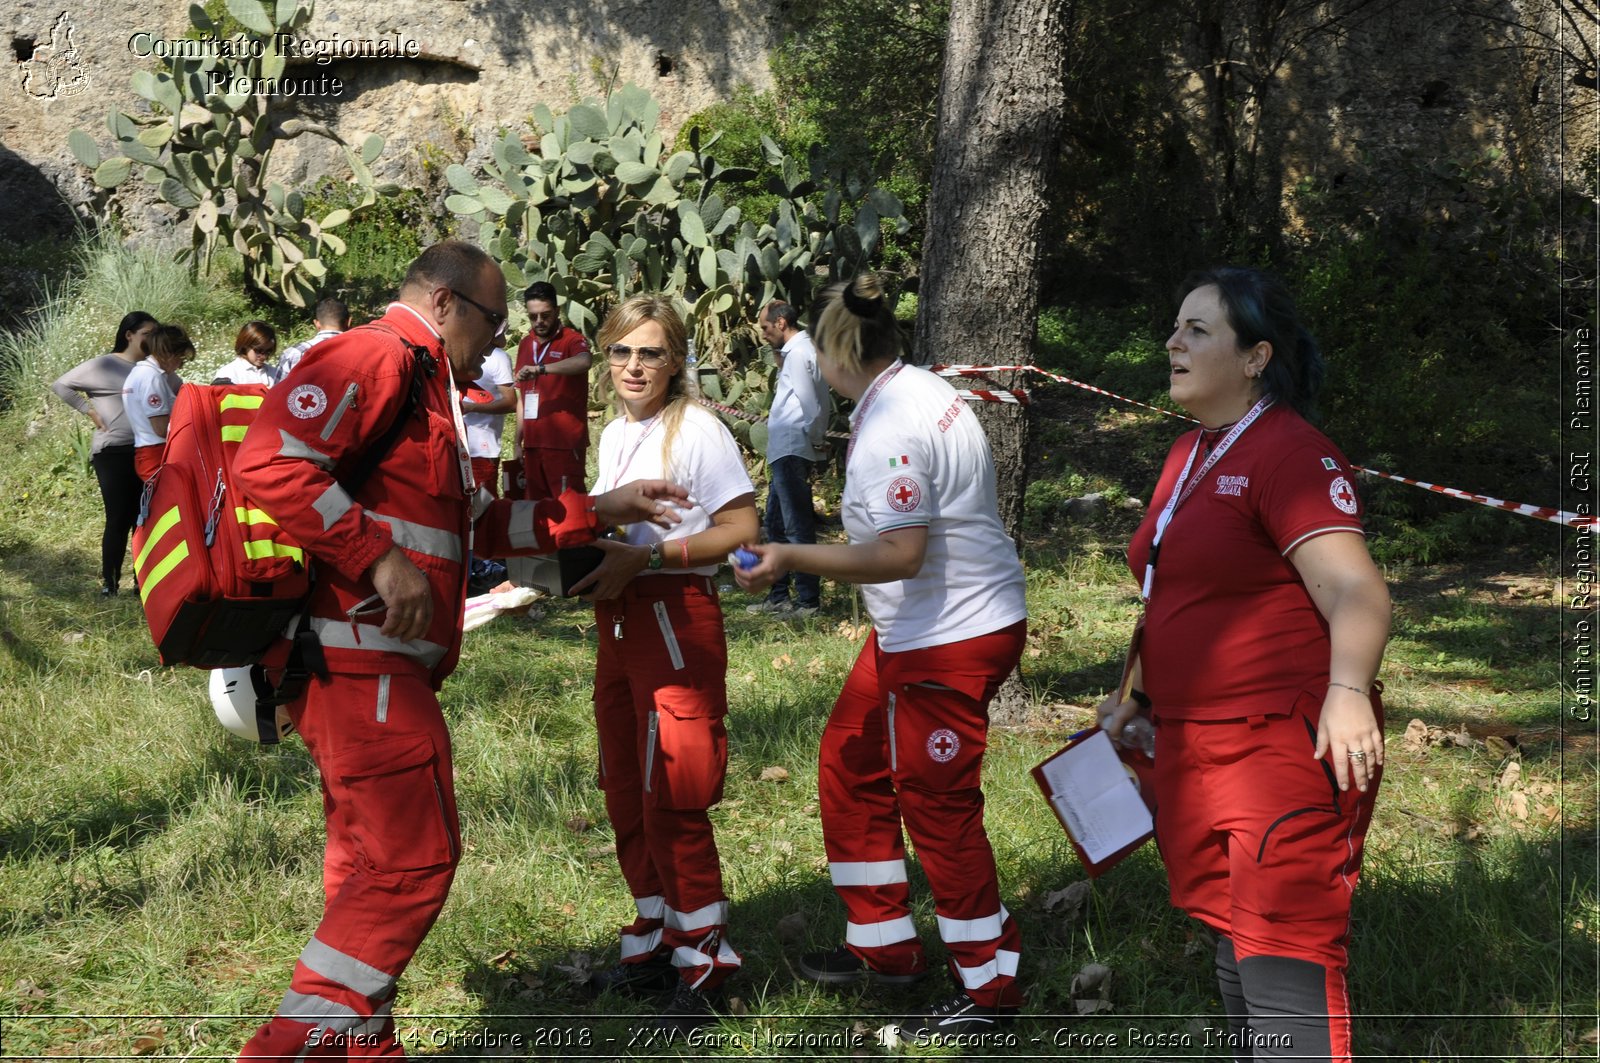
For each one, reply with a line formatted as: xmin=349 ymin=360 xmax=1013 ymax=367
xmin=90 ymin=444 xmax=140 ymax=590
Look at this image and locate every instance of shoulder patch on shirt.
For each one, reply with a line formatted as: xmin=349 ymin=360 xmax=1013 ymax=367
xmin=887 ymin=476 xmax=922 ymax=512
xmin=1329 ymin=476 xmax=1358 ymax=515
xmin=887 ymin=454 xmax=910 ymax=469
xmin=147 ymin=392 xmax=162 ymax=408
xmin=288 ymin=383 xmax=328 ymax=419
xmin=1321 ymin=457 xmax=1340 ymax=471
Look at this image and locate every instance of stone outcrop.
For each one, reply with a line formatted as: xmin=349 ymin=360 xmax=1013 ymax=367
xmin=2 ymin=0 xmax=779 ymax=238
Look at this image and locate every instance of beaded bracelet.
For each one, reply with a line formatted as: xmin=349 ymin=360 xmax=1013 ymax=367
xmin=1329 ymin=681 xmax=1369 ymax=696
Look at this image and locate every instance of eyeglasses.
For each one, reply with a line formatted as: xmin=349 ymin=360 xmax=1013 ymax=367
xmin=449 ymin=288 xmax=508 ymax=339
xmin=606 ymin=344 xmax=671 ymax=367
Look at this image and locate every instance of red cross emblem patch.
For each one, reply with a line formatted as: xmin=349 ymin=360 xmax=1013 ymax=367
xmin=147 ymin=392 xmax=162 ymax=408
xmin=1329 ymin=476 xmax=1358 ymax=515
xmin=288 ymin=384 xmax=327 ymax=420
xmin=887 ymin=475 xmax=921 ymax=513
xmin=927 ymin=728 xmax=960 ymax=763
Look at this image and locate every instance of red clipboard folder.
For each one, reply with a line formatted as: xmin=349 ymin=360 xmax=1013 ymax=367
xmin=1031 ymin=727 xmax=1156 ymax=878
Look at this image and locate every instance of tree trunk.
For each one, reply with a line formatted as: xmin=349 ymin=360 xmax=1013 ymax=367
xmin=911 ymin=0 xmax=1067 ymax=722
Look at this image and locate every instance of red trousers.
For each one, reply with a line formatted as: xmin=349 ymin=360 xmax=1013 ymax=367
xmin=134 ymin=444 xmax=162 ymax=481
xmin=239 ymin=672 xmax=459 ymax=1061
xmin=593 ymin=576 xmax=740 ymax=990
xmin=819 ymin=622 xmax=1026 ymax=1008
xmin=524 ymin=446 xmax=586 ymax=501
xmin=1154 ymin=688 xmax=1383 ymax=1061
xmin=469 ymin=457 xmax=500 ymax=498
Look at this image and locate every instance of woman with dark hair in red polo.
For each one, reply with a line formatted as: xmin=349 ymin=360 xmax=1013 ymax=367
xmin=1099 ymin=266 xmax=1391 ymax=1062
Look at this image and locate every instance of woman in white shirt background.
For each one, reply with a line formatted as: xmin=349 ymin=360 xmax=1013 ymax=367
xmin=569 ymin=293 xmax=758 ymax=1028
xmin=211 ymin=320 xmax=280 ymax=387
xmin=735 ymin=273 xmax=1029 ymax=1039
xmin=124 ymin=324 xmax=194 ymax=480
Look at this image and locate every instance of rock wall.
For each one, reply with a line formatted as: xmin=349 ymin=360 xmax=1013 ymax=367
xmin=2 ymin=0 xmax=780 ymax=238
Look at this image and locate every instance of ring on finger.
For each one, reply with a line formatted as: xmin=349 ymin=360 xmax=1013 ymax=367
xmin=1347 ymin=750 xmax=1367 ymax=761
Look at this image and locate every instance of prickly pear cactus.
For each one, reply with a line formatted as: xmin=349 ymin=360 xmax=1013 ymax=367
xmin=68 ymin=0 xmax=390 ymax=307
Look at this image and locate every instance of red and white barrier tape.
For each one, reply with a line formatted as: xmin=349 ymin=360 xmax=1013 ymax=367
xmin=954 ymin=388 xmax=1030 ymax=405
xmin=932 ymin=364 xmax=1596 ymax=530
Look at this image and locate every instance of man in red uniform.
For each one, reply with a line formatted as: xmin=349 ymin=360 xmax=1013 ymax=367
xmin=230 ymin=242 xmax=684 ymax=1061
xmin=513 ymin=281 xmax=592 ymax=500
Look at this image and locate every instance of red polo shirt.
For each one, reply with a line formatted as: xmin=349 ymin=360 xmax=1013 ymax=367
xmin=1127 ymin=405 xmax=1366 ymax=719
xmin=515 ymin=326 xmax=590 ymax=450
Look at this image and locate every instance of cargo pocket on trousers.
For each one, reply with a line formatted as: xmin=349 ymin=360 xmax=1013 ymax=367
xmin=648 ymin=703 xmax=728 ymax=811
xmin=335 ymin=733 xmax=457 ymax=873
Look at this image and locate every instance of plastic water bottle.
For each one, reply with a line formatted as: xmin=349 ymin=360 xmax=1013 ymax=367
xmin=1121 ymin=716 xmax=1156 ymax=759
xmin=729 ymin=548 xmax=759 ymax=570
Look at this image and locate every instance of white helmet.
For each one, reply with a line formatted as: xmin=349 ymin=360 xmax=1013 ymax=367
xmin=209 ymin=666 xmax=295 ymax=744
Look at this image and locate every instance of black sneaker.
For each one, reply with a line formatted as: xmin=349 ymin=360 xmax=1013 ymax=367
xmin=798 ymin=945 xmax=924 ymax=986
xmin=894 ymin=990 xmax=1018 ymax=1041
xmin=587 ymin=953 xmax=677 ymax=998
xmin=653 ymin=979 xmax=716 ymax=1030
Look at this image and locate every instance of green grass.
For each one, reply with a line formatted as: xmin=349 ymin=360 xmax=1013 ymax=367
xmin=0 ymin=242 xmax=1593 ymax=1060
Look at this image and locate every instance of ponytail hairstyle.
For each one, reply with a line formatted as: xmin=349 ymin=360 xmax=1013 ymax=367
xmin=112 ymin=311 xmax=158 ymax=353
xmin=145 ymin=324 xmax=195 ymax=371
xmin=812 ymin=272 xmax=903 ymax=375
xmin=596 ymin=293 xmax=694 ymax=475
xmin=1179 ymin=266 xmax=1326 ymax=418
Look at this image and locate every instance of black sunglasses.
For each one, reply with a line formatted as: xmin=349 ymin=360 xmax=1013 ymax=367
xmin=449 ymin=288 xmax=507 ymax=339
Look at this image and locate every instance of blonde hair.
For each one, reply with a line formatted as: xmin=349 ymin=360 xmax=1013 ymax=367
xmin=812 ymin=273 xmax=902 ymax=375
xmin=597 ymin=293 xmax=693 ymax=476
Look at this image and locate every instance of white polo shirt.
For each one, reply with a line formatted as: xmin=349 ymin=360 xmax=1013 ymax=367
xmin=842 ymin=362 xmax=1027 ymax=652
xmin=464 ymin=348 xmax=514 ymax=460
xmin=122 ymin=359 xmax=179 ymax=447
xmin=597 ymin=402 xmax=754 ymax=577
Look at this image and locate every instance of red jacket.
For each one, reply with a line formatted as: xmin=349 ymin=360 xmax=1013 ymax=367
xmin=233 ymin=304 xmax=599 ymax=686
xmin=515 ymin=325 xmax=591 ymax=449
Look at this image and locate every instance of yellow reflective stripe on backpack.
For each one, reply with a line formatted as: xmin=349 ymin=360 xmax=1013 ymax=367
xmin=138 ymin=541 xmax=190 ymax=604
xmin=135 ymin=506 xmax=183 ymax=573
xmin=220 ymin=394 xmax=264 ymax=411
xmin=234 ymin=507 xmax=279 ymax=526
xmin=242 ymin=540 xmax=304 ymax=563
xmin=221 ymin=425 xmax=249 ymax=443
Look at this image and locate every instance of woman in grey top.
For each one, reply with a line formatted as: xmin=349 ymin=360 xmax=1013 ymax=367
xmin=49 ymin=310 xmax=158 ymax=596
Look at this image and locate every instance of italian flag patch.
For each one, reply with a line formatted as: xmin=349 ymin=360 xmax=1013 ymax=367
xmin=888 ymin=454 xmax=910 ymax=468
xmin=1321 ymin=457 xmax=1339 ymax=471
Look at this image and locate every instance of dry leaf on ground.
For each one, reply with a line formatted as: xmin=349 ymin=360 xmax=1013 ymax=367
xmin=760 ymin=765 xmax=790 ymax=782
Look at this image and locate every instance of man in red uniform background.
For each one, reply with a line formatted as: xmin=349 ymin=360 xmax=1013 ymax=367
xmin=513 ymin=281 xmax=592 ymax=500
xmin=231 ymin=242 xmax=684 ymax=1061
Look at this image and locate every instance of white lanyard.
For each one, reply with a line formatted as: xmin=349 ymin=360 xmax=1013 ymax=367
xmin=1141 ymin=397 xmax=1272 ymax=601
xmin=384 ymin=303 xmax=474 ymax=497
xmin=604 ymin=413 xmax=663 ymax=493
xmin=846 ymin=360 xmax=905 ymax=465
xmin=530 ymin=337 xmax=554 ymax=366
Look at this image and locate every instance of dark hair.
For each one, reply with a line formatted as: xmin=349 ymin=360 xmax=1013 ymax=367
xmin=234 ymin=320 xmax=277 ymax=358
xmin=112 ymin=311 xmax=158 ymax=353
xmin=146 ymin=324 xmax=194 ymax=365
xmin=813 ymin=274 xmax=902 ymax=374
xmin=1179 ymin=266 xmax=1326 ymax=417
xmin=523 ymin=281 xmax=558 ymax=306
xmin=402 ymin=240 xmax=496 ymax=296
xmin=764 ymin=300 xmax=799 ymax=330
xmin=313 ymin=297 xmax=349 ymax=329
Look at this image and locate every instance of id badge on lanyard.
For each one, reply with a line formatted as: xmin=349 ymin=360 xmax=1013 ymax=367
xmin=1141 ymin=397 xmax=1271 ymax=602
xmin=523 ymin=390 xmax=539 ymax=421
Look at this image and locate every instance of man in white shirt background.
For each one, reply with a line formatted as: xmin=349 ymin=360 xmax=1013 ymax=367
xmin=748 ymin=300 xmax=830 ymax=618
xmin=276 ymin=297 xmax=350 ymax=378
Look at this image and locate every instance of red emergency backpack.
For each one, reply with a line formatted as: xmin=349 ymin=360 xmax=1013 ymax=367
xmin=133 ymin=384 xmax=309 ymax=668
xmin=132 ymin=337 xmax=428 ymax=670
